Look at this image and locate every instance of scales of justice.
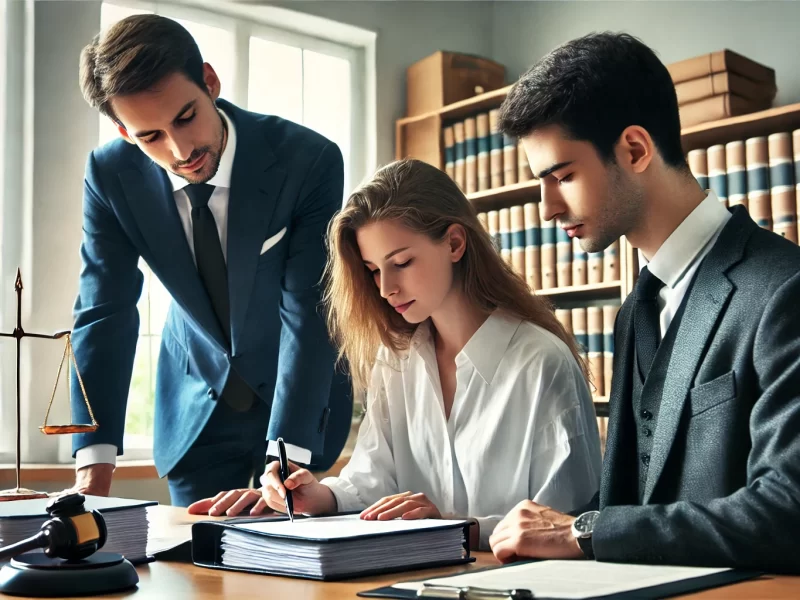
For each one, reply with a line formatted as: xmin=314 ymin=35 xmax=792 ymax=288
xmin=0 ymin=269 xmax=98 ymax=502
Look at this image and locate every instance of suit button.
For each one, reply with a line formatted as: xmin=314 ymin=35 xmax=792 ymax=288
xmin=207 ymin=388 xmax=217 ymax=400
xmin=642 ymin=427 xmax=652 ymax=437
xmin=640 ymin=453 xmax=650 ymax=466
xmin=640 ymin=409 xmax=653 ymax=420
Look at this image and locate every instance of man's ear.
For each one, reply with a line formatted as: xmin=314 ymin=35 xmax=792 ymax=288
xmin=446 ymin=224 xmax=467 ymax=263
xmin=615 ymin=125 xmax=654 ymax=174
xmin=116 ymin=123 xmax=135 ymax=145
xmin=202 ymin=63 xmax=221 ymax=100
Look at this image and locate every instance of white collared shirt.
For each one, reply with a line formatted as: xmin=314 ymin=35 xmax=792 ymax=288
xmin=639 ymin=191 xmax=732 ymax=338
xmin=321 ymin=311 xmax=602 ymax=549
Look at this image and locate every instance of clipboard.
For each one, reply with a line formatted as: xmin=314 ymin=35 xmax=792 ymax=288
xmin=192 ymin=515 xmax=475 ymax=581
xmin=357 ymin=560 xmax=761 ymax=599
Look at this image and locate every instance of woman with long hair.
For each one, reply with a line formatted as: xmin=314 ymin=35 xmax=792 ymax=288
xmin=189 ymin=159 xmax=601 ymax=549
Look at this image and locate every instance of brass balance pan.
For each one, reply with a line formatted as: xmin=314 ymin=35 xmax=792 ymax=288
xmin=39 ymin=424 xmax=99 ymax=435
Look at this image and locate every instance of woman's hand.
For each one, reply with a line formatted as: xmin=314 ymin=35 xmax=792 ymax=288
xmin=259 ymin=460 xmax=338 ymax=515
xmin=360 ymin=491 xmax=442 ymax=521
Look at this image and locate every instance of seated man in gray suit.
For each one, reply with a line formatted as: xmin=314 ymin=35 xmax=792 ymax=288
xmin=489 ymin=32 xmax=800 ymax=573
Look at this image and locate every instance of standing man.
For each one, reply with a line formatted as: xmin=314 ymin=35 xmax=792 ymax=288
xmin=489 ymin=32 xmax=800 ymax=573
xmin=70 ymin=15 xmax=352 ymax=507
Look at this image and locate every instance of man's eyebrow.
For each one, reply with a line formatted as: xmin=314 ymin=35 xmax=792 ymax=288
xmin=131 ymin=100 xmax=196 ymax=137
xmin=535 ymin=161 xmax=574 ymax=180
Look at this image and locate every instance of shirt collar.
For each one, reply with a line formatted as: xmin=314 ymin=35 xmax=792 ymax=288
xmin=642 ymin=190 xmax=731 ymax=289
xmin=411 ymin=311 xmax=522 ymax=385
xmin=166 ymin=108 xmax=236 ymax=192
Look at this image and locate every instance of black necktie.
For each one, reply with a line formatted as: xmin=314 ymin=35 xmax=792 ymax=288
xmin=185 ymin=183 xmax=253 ymax=412
xmin=633 ymin=266 xmax=666 ymax=381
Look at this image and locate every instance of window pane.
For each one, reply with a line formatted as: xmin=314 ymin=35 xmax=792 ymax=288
xmin=173 ymin=18 xmax=235 ymax=101
xmin=124 ymin=335 xmax=159 ymax=448
xmin=248 ymin=37 xmax=302 ymax=123
xmin=303 ymin=49 xmax=351 ymax=190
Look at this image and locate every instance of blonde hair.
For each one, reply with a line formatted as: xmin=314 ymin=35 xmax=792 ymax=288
xmin=324 ymin=159 xmax=588 ymax=393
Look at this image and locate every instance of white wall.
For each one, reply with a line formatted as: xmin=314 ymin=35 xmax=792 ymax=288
xmin=492 ymin=0 xmax=800 ymax=107
xmin=262 ymin=0 xmax=496 ymax=167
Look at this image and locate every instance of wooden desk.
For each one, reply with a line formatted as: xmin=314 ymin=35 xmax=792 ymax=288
xmin=9 ymin=506 xmax=800 ymax=599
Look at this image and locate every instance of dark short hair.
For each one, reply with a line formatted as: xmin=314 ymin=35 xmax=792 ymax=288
xmin=498 ymin=32 xmax=687 ymax=170
xmin=79 ymin=14 xmax=205 ymax=123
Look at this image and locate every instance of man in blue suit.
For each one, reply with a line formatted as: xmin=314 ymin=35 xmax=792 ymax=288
xmin=69 ymin=14 xmax=351 ymax=507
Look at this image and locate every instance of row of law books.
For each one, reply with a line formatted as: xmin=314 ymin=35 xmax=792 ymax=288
xmin=687 ymin=130 xmax=800 ymax=244
xmin=556 ymin=304 xmax=619 ymax=399
xmin=477 ymin=203 xmax=621 ymax=291
xmin=443 ymin=109 xmax=533 ymax=195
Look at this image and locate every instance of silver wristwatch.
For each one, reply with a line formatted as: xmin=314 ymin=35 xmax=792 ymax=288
xmin=571 ymin=510 xmax=600 ymax=559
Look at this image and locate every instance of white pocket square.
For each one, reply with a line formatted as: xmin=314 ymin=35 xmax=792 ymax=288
xmin=260 ymin=227 xmax=287 ymax=255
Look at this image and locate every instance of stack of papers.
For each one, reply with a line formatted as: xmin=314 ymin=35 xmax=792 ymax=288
xmin=219 ymin=514 xmax=467 ymax=579
xmin=0 ymin=495 xmax=156 ymax=564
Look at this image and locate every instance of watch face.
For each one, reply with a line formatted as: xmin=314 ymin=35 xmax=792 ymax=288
xmin=574 ymin=511 xmax=600 ymax=536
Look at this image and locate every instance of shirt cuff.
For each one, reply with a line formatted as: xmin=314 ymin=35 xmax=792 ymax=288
xmin=320 ymin=477 xmax=365 ymax=513
xmin=75 ymin=444 xmax=118 ymax=470
xmin=266 ymin=440 xmax=312 ymax=465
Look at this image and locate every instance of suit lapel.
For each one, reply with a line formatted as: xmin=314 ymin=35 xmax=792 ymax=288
xmin=119 ymin=159 xmax=228 ymax=352
xmin=600 ymin=300 xmax=636 ymax=508
xmin=223 ymin=102 xmax=287 ymax=355
xmin=642 ymin=207 xmax=753 ymax=502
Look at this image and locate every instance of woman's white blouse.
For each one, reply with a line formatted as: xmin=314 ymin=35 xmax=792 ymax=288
xmin=321 ymin=311 xmax=602 ymax=549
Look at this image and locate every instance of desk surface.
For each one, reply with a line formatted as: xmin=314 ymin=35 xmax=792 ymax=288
xmin=9 ymin=506 xmax=800 ymax=599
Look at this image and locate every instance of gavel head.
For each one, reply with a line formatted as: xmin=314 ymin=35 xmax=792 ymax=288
xmin=40 ymin=493 xmax=107 ymax=560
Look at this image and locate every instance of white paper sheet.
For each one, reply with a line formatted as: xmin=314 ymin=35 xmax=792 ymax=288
xmin=393 ymin=560 xmax=731 ymax=599
xmin=230 ymin=514 xmax=466 ymax=540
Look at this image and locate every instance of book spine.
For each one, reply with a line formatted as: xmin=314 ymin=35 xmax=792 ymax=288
xmin=476 ymin=113 xmax=490 ymax=192
xmin=707 ymin=144 xmax=728 ymax=207
xmin=556 ymin=227 xmax=572 ymax=288
xmin=588 ymin=250 xmax=604 ymax=285
xmin=489 ymin=109 xmax=504 ymax=189
xmin=523 ymin=202 xmax=542 ymax=291
xmin=443 ymin=126 xmax=455 ymax=182
xmin=477 ymin=211 xmax=488 ymax=232
xmin=794 ymin=129 xmax=800 ymax=240
xmin=464 ymin=117 xmax=478 ymax=195
xmin=746 ymin=136 xmax=772 ymax=230
xmin=539 ymin=202 xmax=557 ymax=289
xmin=499 ymin=208 xmax=512 ymax=267
xmin=453 ymin=121 xmax=466 ymax=192
xmin=517 ymin=140 xmax=533 ymax=182
xmin=572 ymin=307 xmax=589 ymax=360
xmin=503 ymin=134 xmax=518 ymax=187
xmin=555 ymin=309 xmax=573 ymax=337
xmin=572 ymin=236 xmax=588 ymax=287
xmin=603 ymin=239 xmax=620 ymax=282
xmin=510 ymin=205 xmax=526 ymax=279
xmin=602 ymin=304 xmax=619 ymax=397
xmin=588 ymin=306 xmax=604 ymax=397
xmin=687 ymin=148 xmax=709 ymax=190
xmin=726 ymin=140 xmax=748 ymax=209
xmin=488 ymin=210 xmax=500 ymax=253
xmin=768 ymin=132 xmax=798 ymax=243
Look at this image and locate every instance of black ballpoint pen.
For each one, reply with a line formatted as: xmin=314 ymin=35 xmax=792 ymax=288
xmin=277 ymin=437 xmax=294 ymax=522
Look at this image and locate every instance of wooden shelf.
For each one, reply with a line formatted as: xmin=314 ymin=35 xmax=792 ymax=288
xmin=397 ymin=84 xmax=514 ymax=127
xmin=536 ymin=280 xmax=622 ymax=302
xmin=681 ymin=102 xmax=800 ymax=152
xmin=466 ymin=179 xmax=540 ymax=207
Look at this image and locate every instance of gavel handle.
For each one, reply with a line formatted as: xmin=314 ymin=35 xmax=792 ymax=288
xmin=0 ymin=531 xmax=48 ymax=561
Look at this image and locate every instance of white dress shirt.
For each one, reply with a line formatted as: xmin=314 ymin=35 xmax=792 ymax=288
xmin=76 ymin=111 xmax=311 ymax=470
xmin=640 ymin=191 xmax=731 ymax=339
xmin=321 ymin=311 xmax=602 ymax=549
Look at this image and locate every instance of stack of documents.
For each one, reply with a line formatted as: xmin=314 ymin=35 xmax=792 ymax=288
xmin=0 ymin=495 xmax=156 ymax=564
xmin=193 ymin=514 xmax=471 ymax=580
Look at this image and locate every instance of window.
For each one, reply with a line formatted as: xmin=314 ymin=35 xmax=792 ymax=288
xmin=98 ymin=2 xmax=368 ymax=457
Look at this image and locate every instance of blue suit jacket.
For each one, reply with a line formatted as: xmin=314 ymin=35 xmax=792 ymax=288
xmin=70 ymin=99 xmax=351 ymax=476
